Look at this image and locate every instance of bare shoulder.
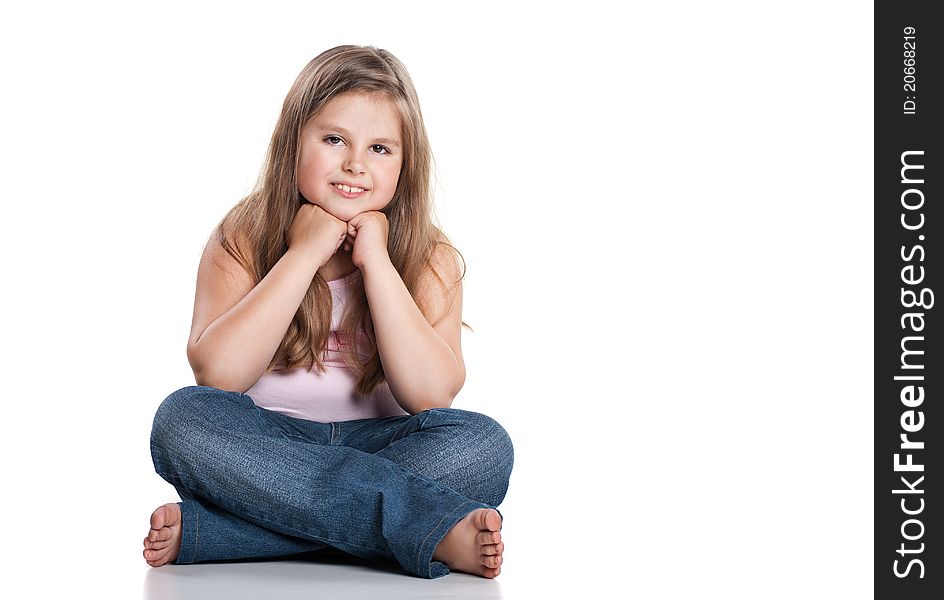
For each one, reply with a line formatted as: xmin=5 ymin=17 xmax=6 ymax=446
xmin=188 ymin=224 xmax=255 ymax=348
xmin=415 ymin=233 xmax=465 ymax=326
xmin=200 ymin=223 xmax=253 ymax=279
xmin=414 ymin=233 xmax=466 ymax=381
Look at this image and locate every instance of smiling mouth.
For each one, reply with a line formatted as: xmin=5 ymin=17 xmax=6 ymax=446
xmin=332 ymin=183 xmax=368 ymax=193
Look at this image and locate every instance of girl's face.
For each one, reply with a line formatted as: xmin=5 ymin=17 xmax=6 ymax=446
xmin=297 ymin=92 xmax=403 ymax=222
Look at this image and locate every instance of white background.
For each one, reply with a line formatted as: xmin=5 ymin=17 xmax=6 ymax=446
xmin=0 ymin=1 xmax=872 ymax=597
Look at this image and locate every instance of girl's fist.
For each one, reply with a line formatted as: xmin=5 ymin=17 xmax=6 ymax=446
xmin=287 ymin=203 xmax=349 ymax=266
xmin=344 ymin=211 xmax=390 ymax=271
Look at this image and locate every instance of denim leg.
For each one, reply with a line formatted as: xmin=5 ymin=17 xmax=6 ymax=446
xmin=339 ymin=408 xmax=515 ymax=507
xmin=150 ymin=393 xmax=515 ymax=572
xmin=152 ymin=387 xmax=330 ymax=564
xmin=150 ymin=386 xmax=488 ymax=578
xmin=335 ymin=408 xmax=515 ymax=577
xmin=172 ymin=489 xmax=326 ymax=564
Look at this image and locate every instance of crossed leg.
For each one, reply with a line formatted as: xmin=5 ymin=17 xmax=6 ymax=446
xmin=143 ymin=387 xmax=513 ymax=578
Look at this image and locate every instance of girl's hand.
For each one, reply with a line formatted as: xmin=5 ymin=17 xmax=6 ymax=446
xmin=344 ymin=211 xmax=391 ymax=271
xmin=287 ymin=203 xmax=349 ymax=266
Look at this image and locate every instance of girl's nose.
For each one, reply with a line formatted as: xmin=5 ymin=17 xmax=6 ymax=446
xmin=343 ymin=154 xmax=366 ymax=175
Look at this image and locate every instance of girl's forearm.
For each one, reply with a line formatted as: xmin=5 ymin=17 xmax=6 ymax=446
xmin=361 ymin=259 xmax=464 ymax=414
xmin=189 ymin=248 xmax=325 ymax=392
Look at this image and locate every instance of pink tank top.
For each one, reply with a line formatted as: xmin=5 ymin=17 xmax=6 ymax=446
xmin=245 ymin=269 xmax=407 ymax=423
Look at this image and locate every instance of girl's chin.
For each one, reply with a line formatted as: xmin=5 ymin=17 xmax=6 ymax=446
xmin=306 ymin=200 xmax=349 ymax=220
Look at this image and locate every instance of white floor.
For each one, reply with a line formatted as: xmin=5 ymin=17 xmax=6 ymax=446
xmin=142 ymin=557 xmax=507 ymax=599
xmin=8 ymin=493 xmax=870 ymax=599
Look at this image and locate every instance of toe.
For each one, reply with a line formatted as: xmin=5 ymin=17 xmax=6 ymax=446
xmin=481 ymin=542 xmax=504 ymax=556
xmin=150 ymin=539 xmax=170 ymax=551
xmin=144 ymin=548 xmax=163 ymax=566
xmin=471 ymin=508 xmax=502 ymax=533
xmin=149 ymin=508 xmax=165 ymax=530
xmin=482 ymin=565 xmax=501 ymax=579
xmin=482 ymin=554 xmax=502 ymax=569
xmin=476 ymin=531 xmax=501 ymax=545
xmin=148 ymin=547 xmax=171 ymax=565
xmin=150 ymin=503 xmax=181 ymax=531
xmin=483 ymin=509 xmax=502 ymax=532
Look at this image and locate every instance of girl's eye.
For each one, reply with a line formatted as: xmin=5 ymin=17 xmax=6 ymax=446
xmin=371 ymin=144 xmax=390 ymax=155
xmin=325 ymin=136 xmax=344 ymax=146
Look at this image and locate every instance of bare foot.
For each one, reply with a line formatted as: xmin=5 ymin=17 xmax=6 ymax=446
xmin=142 ymin=503 xmax=183 ymax=567
xmin=432 ymin=508 xmax=504 ymax=578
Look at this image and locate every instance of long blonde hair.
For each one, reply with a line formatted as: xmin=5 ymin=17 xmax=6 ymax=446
xmin=216 ymin=45 xmax=465 ymax=395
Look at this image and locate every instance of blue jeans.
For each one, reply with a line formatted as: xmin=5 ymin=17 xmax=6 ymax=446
xmin=149 ymin=386 xmax=514 ymax=578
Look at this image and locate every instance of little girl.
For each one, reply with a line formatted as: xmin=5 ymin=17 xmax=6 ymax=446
xmin=142 ymin=45 xmax=514 ymax=579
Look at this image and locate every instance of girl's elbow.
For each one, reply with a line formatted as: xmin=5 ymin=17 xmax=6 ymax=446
xmin=191 ymin=364 xmax=253 ymax=394
xmin=393 ymin=369 xmax=464 ymax=413
xmin=444 ymin=370 xmax=465 ymax=405
xmin=401 ymin=387 xmax=458 ymax=414
xmin=429 ymin=380 xmax=463 ymax=411
xmin=411 ymin=396 xmax=455 ymax=414
xmin=453 ymin=368 xmax=466 ymax=397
